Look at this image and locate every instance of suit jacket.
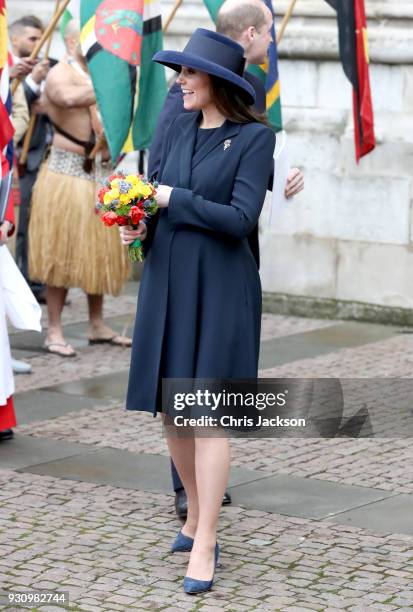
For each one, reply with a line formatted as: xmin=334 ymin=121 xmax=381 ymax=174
xmin=126 ymin=112 xmax=275 ymax=415
xmin=147 ymin=72 xmax=273 ymax=269
xmin=12 ymin=83 xmax=29 ymax=146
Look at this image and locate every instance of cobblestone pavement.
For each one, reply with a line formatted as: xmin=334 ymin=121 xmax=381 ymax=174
xmin=16 ymin=407 xmax=413 ymax=496
xmin=3 ymin=285 xmax=413 ymax=611
xmin=1 ymin=469 xmax=413 ymax=612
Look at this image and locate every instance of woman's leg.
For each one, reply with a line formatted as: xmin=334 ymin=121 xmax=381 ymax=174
xmin=186 ymin=433 xmax=230 ymax=580
xmin=162 ymin=418 xmax=199 ymax=537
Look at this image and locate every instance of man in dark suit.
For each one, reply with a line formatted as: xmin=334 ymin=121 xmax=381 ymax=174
xmin=10 ymin=16 xmax=53 ymax=301
xmin=148 ymin=0 xmax=304 ymax=518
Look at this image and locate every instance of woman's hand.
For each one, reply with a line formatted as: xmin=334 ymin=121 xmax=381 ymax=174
xmin=285 ymin=168 xmax=304 ymax=199
xmin=156 ymin=185 xmax=173 ymax=208
xmin=119 ymin=222 xmax=147 ymax=246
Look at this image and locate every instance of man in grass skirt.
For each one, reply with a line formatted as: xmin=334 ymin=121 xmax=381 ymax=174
xmin=28 ymin=21 xmax=130 ymax=358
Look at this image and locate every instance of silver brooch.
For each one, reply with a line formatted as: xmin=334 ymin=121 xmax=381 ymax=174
xmin=224 ymin=139 xmax=231 ymax=151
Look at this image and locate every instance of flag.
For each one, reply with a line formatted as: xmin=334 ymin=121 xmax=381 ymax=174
xmin=247 ymin=0 xmax=282 ymax=131
xmin=60 ymin=0 xmax=80 ymax=36
xmin=0 ymin=1 xmax=14 ymax=162
xmin=78 ymin=0 xmax=166 ymax=162
xmin=325 ymin=0 xmax=375 ymax=160
xmin=204 ymin=0 xmax=282 ymax=132
xmin=203 ymin=0 xmax=222 ymax=21
xmin=123 ymin=0 xmax=167 ymax=155
xmin=0 ymin=0 xmax=7 ymax=68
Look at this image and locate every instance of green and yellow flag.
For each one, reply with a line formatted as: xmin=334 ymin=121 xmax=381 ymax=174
xmin=60 ymin=0 xmax=80 ymax=37
xmin=123 ymin=0 xmax=167 ymax=155
xmin=63 ymin=0 xmax=167 ymax=161
xmin=204 ymin=0 xmax=282 ymax=131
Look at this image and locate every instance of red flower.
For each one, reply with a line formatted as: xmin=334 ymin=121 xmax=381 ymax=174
xmin=98 ymin=186 xmax=110 ymax=203
xmin=117 ymin=215 xmax=130 ymax=226
xmin=129 ymin=205 xmax=145 ymax=225
xmin=101 ymin=211 xmax=118 ymax=227
xmin=108 ymin=173 xmax=120 ymax=182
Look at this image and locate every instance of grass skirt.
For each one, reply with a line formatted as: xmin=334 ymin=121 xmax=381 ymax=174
xmin=29 ymin=148 xmax=130 ymax=296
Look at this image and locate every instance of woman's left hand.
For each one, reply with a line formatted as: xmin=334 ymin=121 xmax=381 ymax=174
xmin=156 ymin=185 xmax=173 ymax=208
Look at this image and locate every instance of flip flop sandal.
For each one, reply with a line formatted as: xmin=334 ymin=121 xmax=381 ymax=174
xmin=43 ymin=341 xmax=77 ymax=358
xmin=88 ymin=335 xmax=132 ymax=348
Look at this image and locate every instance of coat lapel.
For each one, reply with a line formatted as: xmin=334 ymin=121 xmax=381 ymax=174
xmin=191 ymin=120 xmax=241 ymax=171
xmin=176 ymin=115 xmax=242 ymax=188
xmin=178 ymin=113 xmax=199 ymax=188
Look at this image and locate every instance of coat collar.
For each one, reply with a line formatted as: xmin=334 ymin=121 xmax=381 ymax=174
xmin=178 ymin=112 xmax=241 ymax=188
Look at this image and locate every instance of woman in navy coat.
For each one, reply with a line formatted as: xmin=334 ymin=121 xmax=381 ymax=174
xmin=120 ymin=29 xmax=275 ymax=594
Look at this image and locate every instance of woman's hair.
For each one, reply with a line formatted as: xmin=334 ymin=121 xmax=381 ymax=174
xmin=209 ymin=76 xmax=268 ymax=126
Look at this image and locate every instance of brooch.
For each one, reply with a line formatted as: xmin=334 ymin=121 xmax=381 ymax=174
xmin=224 ymin=139 xmax=231 ymax=151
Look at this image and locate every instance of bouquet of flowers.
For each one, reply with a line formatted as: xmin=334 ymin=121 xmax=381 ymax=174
xmin=96 ymin=172 xmax=158 ymax=262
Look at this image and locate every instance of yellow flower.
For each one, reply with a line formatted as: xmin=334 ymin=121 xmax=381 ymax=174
xmin=111 ymin=178 xmax=120 ymax=187
xmin=109 ymin=188 xmax=120 ymax=199
xmin=119 ymin=193 xmax=130 ymax=204
xmin=103 ymin=192 xmax=113 ymax=205
xmin=128 ymin=187 xmax=139 ymax=199
xmin=126 ymin=174 xmax=139 ymax=185
xmin=139 ymin=184 xmax=152 ymax=198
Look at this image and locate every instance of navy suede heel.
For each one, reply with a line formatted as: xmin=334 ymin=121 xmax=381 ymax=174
xmin=171 ymin=530 xmax=194 ymax=553
xmin=183 ymin=543 xmax=220 ymax=594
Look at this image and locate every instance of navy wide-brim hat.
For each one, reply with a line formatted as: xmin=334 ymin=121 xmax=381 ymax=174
xmin=153 ymin=28 xmax=256 ymax=106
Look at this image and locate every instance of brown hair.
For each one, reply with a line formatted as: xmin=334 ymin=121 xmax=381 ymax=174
xmin=210 ymin=76 xmax=268 ymax=126
xmin=216 ymin=3 xmax=267 ymax=40
xmin=10 ymin=15 xmax=44 ymax=35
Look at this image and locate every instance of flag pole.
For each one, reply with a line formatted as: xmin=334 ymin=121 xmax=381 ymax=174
xmin=11 ymin=0 xmax=70 ymax=95
xmin=276 ymin=0 xmax=299 ymax=45
xmin=18 ymin=116 xmax=36 ymax=168
xmin=19 ymin=0 xmax=61 ymax=167
xmin=87 ymin=134 xmax=107 ymax=164
xmin=163 ymin=0 xmax=184 ymax=33
xmin=44 ymin=0 xmax=61 ymax=58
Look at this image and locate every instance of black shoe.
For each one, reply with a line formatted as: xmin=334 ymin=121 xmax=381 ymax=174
xmin=175 ymin=488 xmax=188 ymax=519
xmin=0 ymin=429 xmax=14 ymax=441
xmin=175 ymin=489 xmax=232 ymax=519
xmin=222 ymin=491 xmax=232 ymax=505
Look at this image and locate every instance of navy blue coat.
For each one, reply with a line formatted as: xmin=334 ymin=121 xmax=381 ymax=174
xmin=126 ymin=111 xmax=275 ymax=416
xmin=148 ymin=75 xmax=271 ymax=269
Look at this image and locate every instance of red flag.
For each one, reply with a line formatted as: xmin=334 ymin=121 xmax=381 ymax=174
xmin=0 ymin=1 xmax=14 ymax=154
xmin=353 ymin=0 xmax=375 ymax=160
xmin=325 ymin=0 xmax=375 ymax=161
xmin=1 ymin=151 xmax=14 ymax=226
xmin=0 ymin=101 xmax=13 ymax=150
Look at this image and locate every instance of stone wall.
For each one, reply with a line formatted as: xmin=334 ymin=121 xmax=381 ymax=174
xmin=162 ymin=0 xmax=413 ymax=320
xmin=258 ymin=1 xmax=413 ymax=320
xmin=8 ymin=0 xmax=413 ymax=320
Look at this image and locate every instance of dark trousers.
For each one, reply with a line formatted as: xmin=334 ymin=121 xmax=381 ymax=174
xmin=171 ymin=458 xmax=184 ymax=492
xmin=16 ymin=168 xmax=43 ymax=293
